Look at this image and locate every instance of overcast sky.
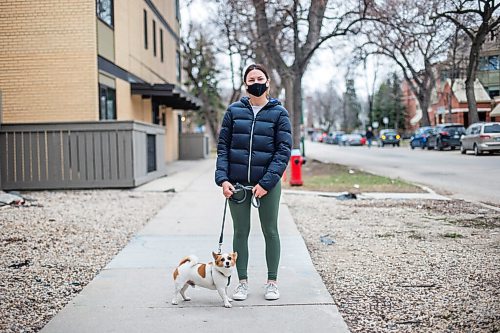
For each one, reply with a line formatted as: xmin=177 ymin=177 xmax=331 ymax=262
xmin=180 ymin=1 xmax=395 ymax=104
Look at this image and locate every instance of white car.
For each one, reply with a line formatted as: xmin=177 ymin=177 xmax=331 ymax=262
xmin=460 ymin=122 xmax=500 ymax=155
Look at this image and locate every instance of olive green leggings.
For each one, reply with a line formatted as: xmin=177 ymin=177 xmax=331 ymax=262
xmin=229 ymin=181 xmax=281 ymax=281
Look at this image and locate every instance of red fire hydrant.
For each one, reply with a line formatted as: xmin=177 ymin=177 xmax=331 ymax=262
xmin=289 ymin=149 xmax=306 ymax=186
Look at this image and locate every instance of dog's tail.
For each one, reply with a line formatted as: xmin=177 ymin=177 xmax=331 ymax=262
xmin=178 ymin=255 xmax=198 ymax=267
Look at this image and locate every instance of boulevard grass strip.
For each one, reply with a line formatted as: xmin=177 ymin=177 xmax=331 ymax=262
xmin=283 ymin=159 xmax=424 ymax=193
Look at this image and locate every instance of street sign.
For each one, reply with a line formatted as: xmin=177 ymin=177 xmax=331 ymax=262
xmin=383 ymin=117 xmax=389 ymax=125
xmin=372 ymin=121 xmax=379 ymax=129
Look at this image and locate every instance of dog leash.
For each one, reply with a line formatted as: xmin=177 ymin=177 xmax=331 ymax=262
xmin=217 ymin=183 xmax=261 ymax=254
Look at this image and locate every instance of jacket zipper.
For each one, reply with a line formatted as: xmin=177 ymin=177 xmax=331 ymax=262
xmin=247 ymin=101 xmax=270 ymax=183
xmin=248 ymin=116 xmax=256 ymax=183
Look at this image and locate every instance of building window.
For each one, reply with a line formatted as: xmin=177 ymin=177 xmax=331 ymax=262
xmin=144 ymin=10 xmax=148 ymax=49
xmin=176 ymin=50 xmax=181 ymax=82
xmin=99 ymin=85 xmax=116 ymax=120
xmin=153 ymin=20 xmax=157 ymax=57
xmin=96 ymin=0 xmax=114 ymax=27
xmin=146 ymin=134 xmax=157 ymax=173
xmin=479 ymin=55 xmax=500 ymax=71
xmin=479 ymin=112 xmax=486 ymax=122
xmin=160 ymin=29 xmax=164 ymax=62
xmin=487 ymin=55 xmax=499 ymax=70
xmin=488 ymin=88 xmax=500 ymax=99
xmin=152 ymin=102 xmax=160 ymax=125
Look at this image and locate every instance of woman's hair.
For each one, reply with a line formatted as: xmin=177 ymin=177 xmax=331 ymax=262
xmin=243 ymin=64 xmax=270 ymax=84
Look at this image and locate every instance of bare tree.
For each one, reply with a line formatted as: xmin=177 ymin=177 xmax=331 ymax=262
xmin=364 ymin=57 xmax=380 ymax=128
xmin=443 ymin=27 xmax=469 ymax=121
xmin=350 ymin=49 xmax=382 ymax=128
xmin=435 ymin=0 xmax=500 ymax=124
xmin=215 ymin=2 xmax=256 ymax=104
xmin=360 ymin=0 xmax=452 ymax=127
xmin=182 ymin=24 xmax=225 ymax=145
xmin=217 ymin=0 xmax=370 ymax=149
xmin=309 ymin=80 xmax=343 ymax=131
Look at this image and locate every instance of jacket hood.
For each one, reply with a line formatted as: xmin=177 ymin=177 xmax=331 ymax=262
xmin=240 ymin=96 xmax=281 ymax=108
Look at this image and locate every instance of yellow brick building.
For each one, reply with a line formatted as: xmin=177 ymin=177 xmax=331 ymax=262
xmin=0 ymin=0 xmax=202 ymax=190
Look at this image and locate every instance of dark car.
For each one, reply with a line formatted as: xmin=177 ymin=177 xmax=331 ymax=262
xmin=378 ymin=129 xmax=401 ymax=147
xmin=427 ymin=124 xmax=465 ymax=150
xmin=410 ymin=126 xmax=434 ymax=149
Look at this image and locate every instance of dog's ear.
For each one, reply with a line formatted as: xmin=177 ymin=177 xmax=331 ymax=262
xmin=212 ymin=251 xmax=218 ymax=260
xmin=232 ymin=252 xmax=238 ymax=261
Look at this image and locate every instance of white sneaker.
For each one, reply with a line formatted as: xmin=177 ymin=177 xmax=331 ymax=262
xmin=264 ymin=282 xmax=280 ymax=300
xmin=232 ymin=282 xmax=249 ymax=301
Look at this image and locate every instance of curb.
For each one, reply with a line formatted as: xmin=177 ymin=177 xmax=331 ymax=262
xmin=283 ymin=189 xmax=450 ymax=201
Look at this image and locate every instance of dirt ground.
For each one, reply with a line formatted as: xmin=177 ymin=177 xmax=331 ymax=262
xmin=286 ymin=194 xmax=500 ymax=333
xmin=0 ymin=190 xmax=172 ymax=333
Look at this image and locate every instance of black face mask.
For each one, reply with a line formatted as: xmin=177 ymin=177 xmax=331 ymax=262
xmin=247 ymin=82 xmax=268 ymax=97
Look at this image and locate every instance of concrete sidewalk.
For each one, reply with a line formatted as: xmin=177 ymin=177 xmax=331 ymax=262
xmin=41 ymin=158 xmax=350 ymax=333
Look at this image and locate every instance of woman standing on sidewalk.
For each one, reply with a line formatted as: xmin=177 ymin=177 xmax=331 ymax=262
xmin=215 ymin=64 xmax=292 ymax=301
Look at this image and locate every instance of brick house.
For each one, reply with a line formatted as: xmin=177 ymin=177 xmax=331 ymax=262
xmin=431 ymin=79 xmax=492 ymax=128
xmin=0 ymin=0 xmax=204 ymax=190
xmin=403 ymin=34 xmax=499 ymax=131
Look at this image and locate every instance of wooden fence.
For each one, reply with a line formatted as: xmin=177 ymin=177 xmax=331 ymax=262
xmin=0 ymin=121 xmax=166 ymax=190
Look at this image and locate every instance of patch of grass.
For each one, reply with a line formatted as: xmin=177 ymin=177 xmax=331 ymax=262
xmin=284 ymin=159 xmax=423 ymax=193
xmin=442 ymin=232 xmax=464 ymax=239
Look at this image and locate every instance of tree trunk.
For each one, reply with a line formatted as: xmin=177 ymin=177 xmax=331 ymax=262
xmin=418 ymin=93 xmax=431 ymax=126
xmin=368 ymin=94 xmax=373 ymax=127
xmin=447 ymin=90 xmax=453 ymax=123
xmin=465 ymin=38 xmax=482 ymax=124
xmin=283 ymin=75 xmax=301 ymax=150
xmin=342 ymin=94 xmax=347 ymax=131
xmin=465 ymin=78 xmax=480 ymax=124
xmin=292 ymin=75 xmax=303 ymax=150
xmin=283 ymin=76 xmax=294 ymax=120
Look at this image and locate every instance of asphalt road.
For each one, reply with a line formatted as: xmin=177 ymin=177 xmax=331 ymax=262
xmin=304 ymin=140 xmax=500 ymax=204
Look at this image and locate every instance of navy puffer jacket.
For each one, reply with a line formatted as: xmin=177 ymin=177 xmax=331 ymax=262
xmin=215 ymin=96 xmax=292 ymax=191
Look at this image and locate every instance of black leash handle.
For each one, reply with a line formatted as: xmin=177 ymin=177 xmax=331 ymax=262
xmin=231 ymin=183 xmax=260 ymax=208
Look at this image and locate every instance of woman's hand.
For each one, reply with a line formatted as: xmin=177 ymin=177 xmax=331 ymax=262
xmin=252 ymin=184 xmax=268 ymax=199
xmin=222 ymin=181 xmax=235 ymax=198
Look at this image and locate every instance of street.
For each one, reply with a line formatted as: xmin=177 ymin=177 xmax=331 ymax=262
xmin=305 ymin=141 xmax=500 ymax=204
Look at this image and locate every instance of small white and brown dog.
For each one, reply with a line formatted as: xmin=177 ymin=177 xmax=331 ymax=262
xmin=171 ymin=251 xmax=237 ymax=308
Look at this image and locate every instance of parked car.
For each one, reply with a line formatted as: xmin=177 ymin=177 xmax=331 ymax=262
xmin=460 ymin=122 xmax=500 ymax=155
xmin=312 ymin=131 xmax=328 ymax=142
xmin=378 ymin=129 xmax=401 ymax=147
xmin=325 ymin=131 xmax=345 ymax=144
xmin=341 ymin=133 xmax=364 ymax=146
xmin=410 ymin=126 xmax=434 ymax=149
xmin=426 ymin=123 xmax=465 ymax=150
